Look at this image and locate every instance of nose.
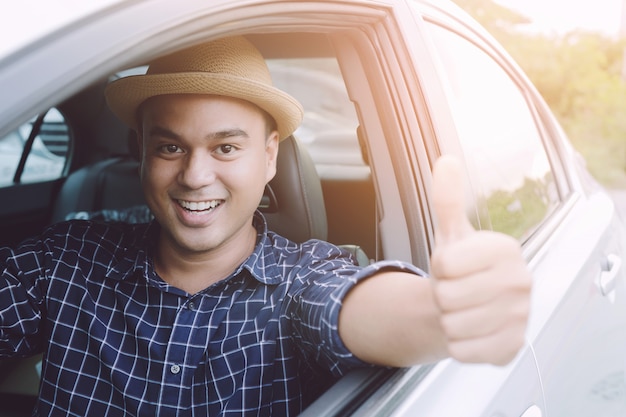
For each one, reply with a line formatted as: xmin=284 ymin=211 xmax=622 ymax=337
xmin=178 ymin=150 xmax=216 ymax=189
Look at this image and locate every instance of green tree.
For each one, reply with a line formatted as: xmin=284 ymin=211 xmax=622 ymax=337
xmin=454 ymin=0 xmax=626 ymax=187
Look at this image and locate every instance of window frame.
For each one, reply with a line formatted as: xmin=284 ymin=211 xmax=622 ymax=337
xmin=423 ymin=21 xmax=563 ymax=242
xmin=419 ymin=13 xmax=575 ymax=256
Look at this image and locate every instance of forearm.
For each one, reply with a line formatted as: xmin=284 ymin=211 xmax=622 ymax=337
xmin=338 ymin=271 xmax=447 ymax=367
xmin=338 ymin=157 xmax=531 ymax=368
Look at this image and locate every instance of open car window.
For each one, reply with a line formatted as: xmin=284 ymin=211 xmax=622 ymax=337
xmin=425 ymin=22 xmax=562 ymax=242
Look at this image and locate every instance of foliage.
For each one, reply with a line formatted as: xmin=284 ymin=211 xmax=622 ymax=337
xmin=453 ymin=0 xmax=626 ymax=187
xmin=481 ymin=175 xmax=552 ymax=240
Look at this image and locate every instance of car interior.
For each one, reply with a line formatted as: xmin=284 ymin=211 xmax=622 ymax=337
xmin=0 ymin=32 xmax=381 ymax=415
xmin=5 ymin=3 xmax=626 ymax=416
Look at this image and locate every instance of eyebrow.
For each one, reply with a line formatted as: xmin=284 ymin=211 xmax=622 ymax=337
xmin=148 ymin=126 xmax=179 ymax=140
xmin=209 ymin=128 xmax=249 ymax=140
xmin=147 ymin=126 xmax=250 ymax=141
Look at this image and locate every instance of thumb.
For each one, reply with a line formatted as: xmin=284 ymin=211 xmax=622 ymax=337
xmin=432 ymin=155 xmax=475 ymax=245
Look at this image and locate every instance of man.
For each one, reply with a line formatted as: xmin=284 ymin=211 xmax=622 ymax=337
xmin=0 ymin=36 xmax=531 ymax=416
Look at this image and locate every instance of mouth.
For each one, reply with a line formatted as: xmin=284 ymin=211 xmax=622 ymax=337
xmin=177 ymin=199 xmax=223 ymax=213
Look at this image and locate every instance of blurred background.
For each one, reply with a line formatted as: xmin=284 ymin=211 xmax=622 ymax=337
xmin=454 ymin=0 xmax=626 ymax=189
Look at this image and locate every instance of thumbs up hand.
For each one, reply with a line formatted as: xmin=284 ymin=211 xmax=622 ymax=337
xmin=430 ymin=155 xmax=532 ymax=366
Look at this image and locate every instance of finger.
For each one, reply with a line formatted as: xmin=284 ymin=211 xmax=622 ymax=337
xmin=446 ymin=321 xmax=528 ymax=366
xmin=438 ymin=289 xmax=530 ymax=340
xmin=432 ymin=155 xmax=474 ymax=245
xmin=433 ymin=271 xmax=498 ymax=312
xmin=432 ymin=233 xmax=530 ymax=311
xmin=431 ymin=230 xmax=521 ymax=279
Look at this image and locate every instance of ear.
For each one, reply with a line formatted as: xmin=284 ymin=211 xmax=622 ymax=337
xmin=265 ymin=131 xmax=280 ymax=183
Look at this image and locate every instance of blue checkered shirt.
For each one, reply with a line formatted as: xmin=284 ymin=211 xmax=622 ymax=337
xmin=0 ymin=212 xmax=424 ymax=416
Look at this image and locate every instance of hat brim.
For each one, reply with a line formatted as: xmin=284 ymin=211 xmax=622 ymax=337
xmin=105 ymin=72 xmax=303 ymax=140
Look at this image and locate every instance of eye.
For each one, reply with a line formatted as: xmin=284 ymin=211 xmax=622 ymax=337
xmin=159 ymin=144 xmax=183 ymax=154
xmin=216 ymin=144 xmax=235 ymax=155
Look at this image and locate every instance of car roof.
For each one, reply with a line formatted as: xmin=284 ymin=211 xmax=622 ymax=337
xmin=0 ymin=0 xmax=125 ymax=59
xmin=0 ymin=0 xmax=476 ymax=138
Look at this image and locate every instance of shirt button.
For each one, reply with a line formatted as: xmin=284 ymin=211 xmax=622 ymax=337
xmin=170 ymin=364 xmax=181 ymax=375
xmin=187 ymin=301 xmax=195 ymax=311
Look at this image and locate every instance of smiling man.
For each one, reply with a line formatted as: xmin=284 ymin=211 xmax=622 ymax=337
xmin=137 ymin=94 xmax=277 ymax=294
xmin=0 ymin=36 xmax=531 ymax=416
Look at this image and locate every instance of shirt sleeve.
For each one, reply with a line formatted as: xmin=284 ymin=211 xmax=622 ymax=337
xmin=0 ymin=237 xmax=50 ymax=358
xmin=287 ymin=241 xmax=428 ymax=377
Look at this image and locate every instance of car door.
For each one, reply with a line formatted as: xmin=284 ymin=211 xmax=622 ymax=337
xmin=420 ymin=7 xmax=626 ymax=417
xmin=312 ymin=2 xmax=547 ymax=415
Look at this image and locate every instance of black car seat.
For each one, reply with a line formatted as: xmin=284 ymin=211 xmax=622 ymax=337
xmin=50 ymin=156 xmax=147 ymax=223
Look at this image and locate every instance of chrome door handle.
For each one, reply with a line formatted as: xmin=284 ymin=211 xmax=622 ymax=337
xmin=597 ymin=254 xmax=622 ymax=296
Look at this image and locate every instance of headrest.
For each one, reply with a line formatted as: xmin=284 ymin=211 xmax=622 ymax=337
xmin=260 ymin=136 xmax=327 ymax=242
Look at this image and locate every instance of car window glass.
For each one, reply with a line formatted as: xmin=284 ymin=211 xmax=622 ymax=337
xmin=426 ymin=23 xmax=560 ymax=241
xmin=0 ymin=108 xmax=70 ymax=187
xmin=266 ymin=57 xmax=378 ymax=259
xmin=266 ymin=58 xmax=367 ymax=177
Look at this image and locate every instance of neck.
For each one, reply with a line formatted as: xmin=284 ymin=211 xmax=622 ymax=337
xmin=154 ymin=224 xmax=258 ymax=294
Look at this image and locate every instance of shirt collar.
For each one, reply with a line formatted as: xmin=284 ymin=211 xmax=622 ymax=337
xmin=103 ymin=221 xmax=157 ymax=282
xmin=104 ymin=211 xmax=284 ymax=286
xmin=238 ymin=211 xmax=284 ymax=285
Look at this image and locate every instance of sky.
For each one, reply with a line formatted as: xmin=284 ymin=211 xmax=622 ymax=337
xmin=496 ymin=0 xmax=625 ymax=36
xmin=1 ymin=0 xmax=124 ymax=58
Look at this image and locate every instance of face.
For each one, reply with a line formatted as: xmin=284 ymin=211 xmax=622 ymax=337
xmin=137 ymin=94 xmax=279 ymax=259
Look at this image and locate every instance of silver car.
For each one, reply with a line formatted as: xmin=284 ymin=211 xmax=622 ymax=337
xmin=0 ymin=0 xmax=625 ymax=416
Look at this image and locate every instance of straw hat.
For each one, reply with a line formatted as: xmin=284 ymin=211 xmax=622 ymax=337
xmin=105 ymin=36 xmax=303 ymax=140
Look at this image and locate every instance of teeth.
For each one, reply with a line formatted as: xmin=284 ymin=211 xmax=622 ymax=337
xmin=178 ymin=200 xmax=221 ymax=211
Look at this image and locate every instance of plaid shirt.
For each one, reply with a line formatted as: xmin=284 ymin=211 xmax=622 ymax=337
xmin=0 ymin=212 xmax=424 ymax=416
